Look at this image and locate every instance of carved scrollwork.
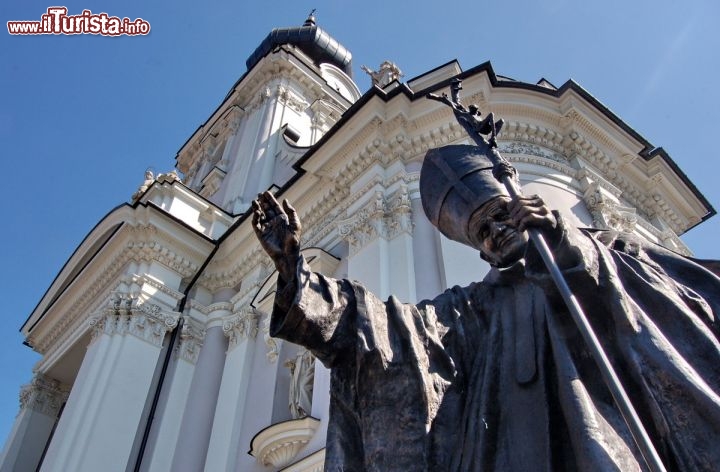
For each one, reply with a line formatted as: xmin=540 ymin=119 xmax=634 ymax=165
xmin=337 ymin=186 xmax=415 ymax=254
xmin=177 ymin=317 xmax=206 ymax=364
xmin=88 ymin=295 xmax=179 ymax=347
xmin=222 ymin=309 xmax=260 ymax=351
xmin=583 ymin=183 xmax=638 ymax=232
xmin=19 ymin=374 xmax=70 ymax=418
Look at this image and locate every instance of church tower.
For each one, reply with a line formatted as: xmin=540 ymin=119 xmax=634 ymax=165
xmin=176 ymin=12 xmax=360 ymax=215
xmin=2 ymin=15 xmax=360 ymax=472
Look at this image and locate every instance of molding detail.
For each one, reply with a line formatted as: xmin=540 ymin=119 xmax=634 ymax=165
xmin=281 ymin=448 xmax=325 ymax=472
xmin=583 ymin=182 xmax=638 ymax=232
xmin=222 ymin=309 xmax=260 ymax=351
xmin=386 ymin=183 xmax=414 ymax=239
xmin=89 ymin=295 xmax=179 ymax=348
xmin=249 ymin=417 xmax=321 ymax=469
xmin=176 ymin=317 xmax=206 ymax=364
xmin=263 ymin=314 xmax=281 ymax=363
xmin=338 ymin=190 xmax=386 ymax=254
xmin=499 ymin=140 xmax=567 ymax=165
xmin=18 ymin=374 xmax=70 ymax=418
xmin=337 ymin=184 xmax=415 ymax=255
xmin=30 ymin=238 xmax=192 ymax=356
xmin=279 ymin=86 xmax=309 ymax=114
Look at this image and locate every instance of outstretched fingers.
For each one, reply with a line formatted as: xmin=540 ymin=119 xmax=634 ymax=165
xmin=251 ymin=200 xmax=264 ymax=236
xmin=259 ymin=191 xmax=284 ymax=220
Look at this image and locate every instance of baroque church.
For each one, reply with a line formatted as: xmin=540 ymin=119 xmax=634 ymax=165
xmin=1 ymin=14 xmax=714 ymax=472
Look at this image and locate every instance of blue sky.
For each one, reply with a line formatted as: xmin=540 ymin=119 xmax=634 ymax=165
xmin=1 ymin=0 xmax=719 ymax=446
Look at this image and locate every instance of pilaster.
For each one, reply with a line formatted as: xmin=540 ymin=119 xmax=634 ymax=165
xmin=0 ymin=375 xmax=69 ymax=472
xmin=39 ymin=297 xmax=179 ymax=472
xmin=203 ymin=308 xmax=259 ymax=472
xmin=169 ymin=303 xmax=230 ymax=472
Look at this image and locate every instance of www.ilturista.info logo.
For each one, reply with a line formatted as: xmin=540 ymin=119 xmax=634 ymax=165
xmin=7 ymin=7 xmax=150 ymax=36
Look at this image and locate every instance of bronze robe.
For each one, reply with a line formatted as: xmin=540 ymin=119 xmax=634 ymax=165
xmin=270 ymin=223 xmax=720 ymax=471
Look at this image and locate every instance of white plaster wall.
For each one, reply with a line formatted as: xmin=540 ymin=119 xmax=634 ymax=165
xmin=234 ymin=333 xmax=280 ymax=471
xmin=142 ymin=353 xmax=195 ymax=472
xmin=204 ymin=336 xmax=256 ymax=472
xmin=41 ymin=334 xmax=164 ymax=472
xmin=170 ymin=326 xmax=227 ymax=472
xmin=0 ymin=408 xmax=57 ymax=472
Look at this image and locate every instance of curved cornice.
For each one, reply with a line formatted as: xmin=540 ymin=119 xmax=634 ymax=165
xmin=287 ymin=61 xmax=714 ymax=230
xmin=23 ymin=198 xmax=215 ymax=337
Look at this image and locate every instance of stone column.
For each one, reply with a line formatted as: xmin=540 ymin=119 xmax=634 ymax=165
xmin=339 ymin=190 xmax=391 ymax=299
xmin=386 ymin=184 xmax=416 ymax=302
xmin=0 ymin=375 xmax=69 ymax=472
xmin=142 ymin=317 xmax=205 ymax=472
xmin=39 ymin=299 xmax=179 ymax=472
xmin=169 ymin=306 xmax=231 ymax=472
xmin=203 ymin=309 xmax=259 ymax=472
xmin=409 ymin=189 xmax=444 ymax=300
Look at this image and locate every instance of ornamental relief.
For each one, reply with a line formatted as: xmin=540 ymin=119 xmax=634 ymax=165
xmin=278 ymin=86 xmax=309 ymax=114
xmin=177 ymin=317 xmax=206 ymax=364
xmin=19 ymin=374 xmax=70 ymax=417
xmin=89 ymin=295 xmax=179 ymax=348
xmin=222 ymin=309 xmax=260 ymax=352
xmin=583 ymin=185 xmax=638 ymax=233
xmin=498 ymin=140 xmax=567 ymax=165
xmin=337 ymin=184 xmax=414 ymax=255
xmin=263 ymin=314 xmax=281 ymax=363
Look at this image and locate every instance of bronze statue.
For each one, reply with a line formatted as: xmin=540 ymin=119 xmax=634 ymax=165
xmin=252 ymin=117 xmax=720 ymax=470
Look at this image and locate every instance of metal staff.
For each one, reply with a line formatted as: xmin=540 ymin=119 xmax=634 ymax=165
xmin=428 ymin=79 xmax=666 ymax=472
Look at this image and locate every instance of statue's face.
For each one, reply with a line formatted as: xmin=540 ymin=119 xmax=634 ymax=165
xmin=467 ymin=196 xmax=528 ymax=267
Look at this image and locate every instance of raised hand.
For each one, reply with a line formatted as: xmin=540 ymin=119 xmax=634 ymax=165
xmin=252 ymin=191 xmax=302 ymax=281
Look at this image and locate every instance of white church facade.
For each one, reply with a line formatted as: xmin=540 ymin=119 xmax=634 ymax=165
xmin=1 ymin=15 xmax=714 ymax=472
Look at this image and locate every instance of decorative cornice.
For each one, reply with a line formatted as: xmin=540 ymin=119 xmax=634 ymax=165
xmin=498 ymin=126 xmax=566 ymax=159
xmin=278 ymin=85 xmax=309 ymax=114
xmin=30 ymin=251 xmax=188 ymax=355
xmin=200 ymin=248 xmax=267 ymax=292
xmin=19 ymin=374 xmax=70 ymax=417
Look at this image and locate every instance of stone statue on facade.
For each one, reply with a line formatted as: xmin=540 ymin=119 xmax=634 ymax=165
xmin=132 ymin=169 xmax=155 ymax=201
xmin=361 ymin=61 xmax=403 ymax=88
xmin=131 ymin=168 xmax=182 ymax=202
xmin=252 ymin=142 xmax=720 ymax=471
xmin=285 ymin=348 xmax=315 ymax=419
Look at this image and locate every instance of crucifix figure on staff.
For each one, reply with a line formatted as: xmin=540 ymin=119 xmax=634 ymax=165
xmin=252 ymin=80 xmax=720 ymax=471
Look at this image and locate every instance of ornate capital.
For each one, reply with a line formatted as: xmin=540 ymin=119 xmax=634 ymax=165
xmin=583 ymin=182 xmax=637 ymax=232
xmin=337 ymin=186 xmax=414 ymax=254
xmin=19 ymin=374 xmax=69 ymax=417
xmin=88 ymin=295 xmax=179 ymax=348
xmin=222 ymin=309 xmax=260 ymax=351
xmin=337 ymin=191 xmax=387 ymax=255
xmin=386 ymin=184 xmax=413 ymax=239
xmin=176 ymin=317 xmax=206 ymax=364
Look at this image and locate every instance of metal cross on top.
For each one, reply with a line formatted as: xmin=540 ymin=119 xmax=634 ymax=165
xmin=427 ymin=78 xmax=504 ymax=147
